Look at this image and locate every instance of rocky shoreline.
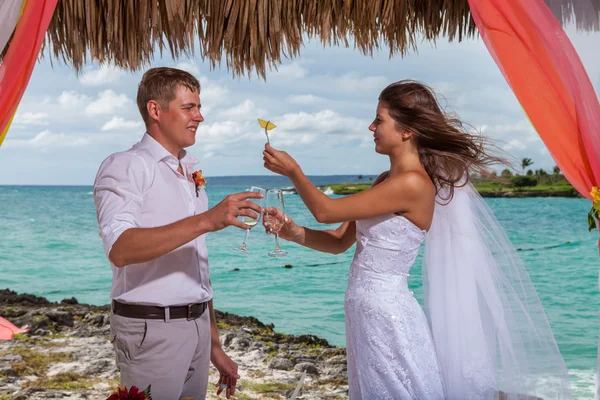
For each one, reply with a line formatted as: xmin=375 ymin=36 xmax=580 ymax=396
xmin=285 ymin=185 xmax=581 ymax=198
xmin=0 ymin=289 xmax=348 ymax=400
xmin=475 ymin=190 xmax=580 ymax=198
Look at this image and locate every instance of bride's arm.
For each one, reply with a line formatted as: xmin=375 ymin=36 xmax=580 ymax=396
xmin=263 ymin=144 xmax=430 ymax=224
xmin=277 ymin=219 xmax=356 ymax=255
xmin=271 ymin=173 xmax=390 ymax=254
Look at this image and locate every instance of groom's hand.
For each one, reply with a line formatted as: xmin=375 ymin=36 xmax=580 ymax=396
xmin=204 ymin=192 xmax=263 ymax=232
xmin=212 ymin=346 xmax=240 ymax=399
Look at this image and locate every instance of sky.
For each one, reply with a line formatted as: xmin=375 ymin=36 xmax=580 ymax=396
xmin=1 ymin=26 xmax=599 ymax=185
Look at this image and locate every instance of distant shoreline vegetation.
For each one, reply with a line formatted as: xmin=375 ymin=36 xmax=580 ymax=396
xmin=309 ymin=162 xmax=581 ymax=198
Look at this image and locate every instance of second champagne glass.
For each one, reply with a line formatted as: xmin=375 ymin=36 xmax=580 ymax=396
xmin=264 ymin=188 xmax=288 ymax=257
xmin=232 ymin=186 xmax=266 ymax=254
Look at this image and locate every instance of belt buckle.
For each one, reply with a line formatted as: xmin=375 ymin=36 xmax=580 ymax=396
xmin=187 ymin=304 xmax=194 ymax=320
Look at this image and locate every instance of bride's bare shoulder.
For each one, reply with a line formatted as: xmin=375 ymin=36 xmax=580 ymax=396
xmin=387 ymin=171 xmax=435 ymax=199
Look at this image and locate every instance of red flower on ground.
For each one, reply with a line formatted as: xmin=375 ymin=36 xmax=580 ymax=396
xmin=106 ymin=385 xmax=150 ymax=400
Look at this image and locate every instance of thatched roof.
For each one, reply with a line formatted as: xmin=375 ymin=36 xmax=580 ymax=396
xmin=25 ymin=0 xmax=600 ymax=78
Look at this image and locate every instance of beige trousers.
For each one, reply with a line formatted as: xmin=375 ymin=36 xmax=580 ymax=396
xmin=110 ymin=310 xmax=211 ymax=400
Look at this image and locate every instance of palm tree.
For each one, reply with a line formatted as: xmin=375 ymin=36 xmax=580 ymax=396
xmin=551 ymin=165 xmax=562 ymax=184
xmin=501 ymin=168 xmax=513 ymax=179
xmin=521 ymin=158 xmax=533 ymax=175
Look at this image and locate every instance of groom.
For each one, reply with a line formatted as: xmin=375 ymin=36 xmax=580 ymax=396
xmin=93 ymin=67 xmax=262 ymax=400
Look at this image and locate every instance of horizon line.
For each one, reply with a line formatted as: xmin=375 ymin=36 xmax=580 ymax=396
xmin=0 ymin=173 xmax=379 ymax=187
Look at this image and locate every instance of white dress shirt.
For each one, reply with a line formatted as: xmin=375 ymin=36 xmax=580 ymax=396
xmin=93 ymin=133 xmax=213 ymax=306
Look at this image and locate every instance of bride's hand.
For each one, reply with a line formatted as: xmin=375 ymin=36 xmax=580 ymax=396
xmin=263 ymin=208 xmax=304 ymax=242
xmin=263 ymin=144 xmax=301 ymax=178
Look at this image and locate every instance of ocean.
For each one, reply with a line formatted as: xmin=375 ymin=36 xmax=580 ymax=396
xmin=1 ymin=175 xmax=598 ymax=398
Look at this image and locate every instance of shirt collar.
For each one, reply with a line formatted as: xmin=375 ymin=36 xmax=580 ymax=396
xmin=140 ymin=133 xmax=198 ymax=168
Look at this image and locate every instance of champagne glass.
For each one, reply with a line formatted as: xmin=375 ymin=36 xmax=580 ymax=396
xmin=264 ymin=189 xmax=288 ymax=257
xmin=232 ymin=186 xmax=266 ymax=254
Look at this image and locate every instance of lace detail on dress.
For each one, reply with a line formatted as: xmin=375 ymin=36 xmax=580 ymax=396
xmin=345 ymin=215 xmax=444 ymax=399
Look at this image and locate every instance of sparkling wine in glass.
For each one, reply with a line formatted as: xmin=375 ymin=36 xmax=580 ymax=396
xmin=264 ymin=188 xmax=288 ymax=257
xmin=232 ymin=186 xmax=266 ymax=254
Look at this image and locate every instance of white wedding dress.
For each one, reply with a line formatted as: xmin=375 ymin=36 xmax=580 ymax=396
xmin=343 ymin=183 xmax=572 ymax=400
xmin=345 ymin=214 xmax=444 ymax=399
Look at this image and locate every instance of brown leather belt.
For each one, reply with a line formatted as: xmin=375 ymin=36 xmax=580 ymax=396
xmin=112 ymin=300 xmax=208 ymax=320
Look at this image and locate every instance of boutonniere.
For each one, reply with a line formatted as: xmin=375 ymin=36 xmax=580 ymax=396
xmin=191 ymin=170 xmax=206 ymax=197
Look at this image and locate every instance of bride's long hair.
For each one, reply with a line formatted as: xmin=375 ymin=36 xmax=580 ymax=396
xmin=379 ymin=80 xmax=507 ymax=200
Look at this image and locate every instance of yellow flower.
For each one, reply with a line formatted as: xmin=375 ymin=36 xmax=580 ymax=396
xmin=592 ymin=186 xmax=600 ymax=206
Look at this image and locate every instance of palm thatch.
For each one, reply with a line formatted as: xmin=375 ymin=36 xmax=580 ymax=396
xmin=10 ymin=0 xmax=600 ymax=78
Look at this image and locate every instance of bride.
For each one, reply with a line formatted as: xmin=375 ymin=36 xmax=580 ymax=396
xmin=262 ymin=80 xmax=572 ymax=399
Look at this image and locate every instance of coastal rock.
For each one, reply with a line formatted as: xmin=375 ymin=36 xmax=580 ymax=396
xmin=0 ymin=289 xmax=349 ymax=399
xmin=268 ymin=357 xmax=295 ymax=370
xmin=230 ymin=336 xmax=251 ymax=350
xmin=0 ymin=289 xmax=50 ymax=305
xmin=324 ymin=363 xmax=348 ymax=377
xmin=11 ymin=388 xmax=43 ymax=400
xmin=83 ymin=358 xmax=115 ymax=375
xmin=0 ymin=363 xmax=14 ymax=376
xmin=293 ymin=355 xmax=319 ymax=363
xmin=60 ymin=297 xmax=79 ymax=305
xmin=325 ymin=355 xmax=347 ymax=365
xmin=220 ymin=332 xmax=235 ymax=347
xmin=83 ymin=313 xmax=106 ymax=327
xmin=294 ymin=362 xmax=319 ymax=375
xmin=292 ymin=334 xmax=330 ymax=347
xmin=46 ymin=311 xmax=74 ymax=327
xmin=242 ymin=326 xmax=258 ymax=335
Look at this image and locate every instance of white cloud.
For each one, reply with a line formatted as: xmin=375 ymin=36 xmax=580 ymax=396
xmin=219 ymin=100 xmax=262 ymax=119
xmin=199 ymin=120 xmax=248 ymax=141
xmin=79 ymin=65 xmax=126 ymax=86
xmin=336 ymin=73 xmax=388 ymax=92
xmin=198 ymin=77 xmax=229 ymax=115
xmin=491 ymin=121 xmax=534 ymax=135
xmin=201 ymin=85 xmax=228 ymax=104
xmin=191 ymin=120 xmax=252 ymax=154
xmin=271 ymin=62 xmax=308 ymax=80
xmin=85 ymin=90 xmax=133 ymax=116
xmin=6 ymin=130 xmax=91 ymax=148
xmin=174 ymin=61 xmax=201 ymax=76
xmin=503 ymin=139 xmax=527 ymax=151
xmin=13 ymin=112 xmax=49 ymax=126
xmin=101 ymin=117 xmax=144 ymax=131
xmin=58 ymin=91 xmax=89 ymax=109
xmin=286 ymin=94 xmax=327 ymax=105
xmin=279 ymin=109 xmax=368 ymax=136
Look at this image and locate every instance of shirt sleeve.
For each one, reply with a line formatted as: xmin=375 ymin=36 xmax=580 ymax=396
xmin=93 ymin=152 xmax=149 ymax=260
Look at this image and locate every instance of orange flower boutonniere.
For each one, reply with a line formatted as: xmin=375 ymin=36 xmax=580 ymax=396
xmin=192 ymin=170 xmax=206 ymax=197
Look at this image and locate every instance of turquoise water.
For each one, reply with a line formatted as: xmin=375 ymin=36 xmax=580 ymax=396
xmin=0 ymin=178 xmax=598 ymax=397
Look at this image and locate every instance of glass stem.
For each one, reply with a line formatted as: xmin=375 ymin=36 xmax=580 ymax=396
xmin=275 ymin=233 xmax=280 ymax=250
xmin=242 ymin=229 xmax=250 ymax=246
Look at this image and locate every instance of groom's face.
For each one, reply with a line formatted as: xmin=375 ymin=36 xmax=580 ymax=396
xmin=370 ymin=102 xmax=402 ymax=155
xmin=159 ymin=85 xmax=204 ymax=151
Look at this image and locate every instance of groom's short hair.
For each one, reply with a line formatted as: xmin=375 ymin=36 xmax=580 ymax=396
xmin=137 ymin=67 xmax=200 ymax=124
